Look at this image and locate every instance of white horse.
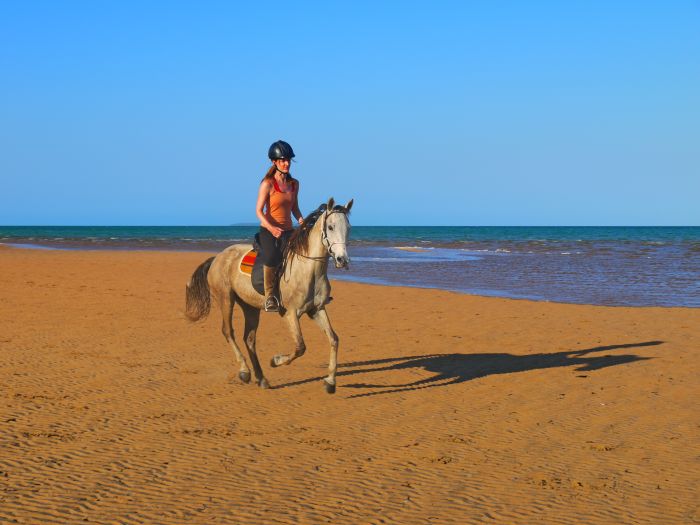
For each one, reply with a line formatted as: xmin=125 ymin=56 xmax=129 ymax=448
xmin=185 ymin=198 xmax=353 ymax=393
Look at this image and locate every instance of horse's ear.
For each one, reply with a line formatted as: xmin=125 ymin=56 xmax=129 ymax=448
xmin=345 ymin=199 xmax=353 ymax=212
xmin=326 ymin=197 xmax=335 ymax=212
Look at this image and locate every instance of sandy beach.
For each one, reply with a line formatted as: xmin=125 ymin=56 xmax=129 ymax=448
xmin=0 ymin=247 xmax=698 ymax=524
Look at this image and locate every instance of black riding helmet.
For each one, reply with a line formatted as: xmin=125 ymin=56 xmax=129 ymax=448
xmin=268 ymin=140 xmax=295 ymax=160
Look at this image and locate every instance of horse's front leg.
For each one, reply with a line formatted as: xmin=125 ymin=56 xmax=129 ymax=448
xmin=310 ymin=308 xmax=339 ymax=394
xmin=270 ymin=310 xmax=306 ymax=368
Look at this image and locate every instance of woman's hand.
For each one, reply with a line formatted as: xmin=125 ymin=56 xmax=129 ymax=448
xmin=269 ymin=225 xmax=284 ymax=238
xmin=297 ymin=217 xmax=304 ymax=225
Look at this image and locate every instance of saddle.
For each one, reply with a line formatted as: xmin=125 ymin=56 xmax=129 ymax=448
xmin=239 ymin=234 xmax=265 ymax=295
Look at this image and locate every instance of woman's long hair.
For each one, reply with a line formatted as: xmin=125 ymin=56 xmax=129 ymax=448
xmin=261 ymin=164 xmax=296 ymax=185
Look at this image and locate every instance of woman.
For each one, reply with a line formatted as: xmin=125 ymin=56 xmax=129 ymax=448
xmin=255 ymin=140 xmax=304 ymax=312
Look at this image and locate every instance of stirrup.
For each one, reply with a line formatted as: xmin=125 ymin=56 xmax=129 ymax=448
xmin=264 ymin=295 xmax=280 ymax=312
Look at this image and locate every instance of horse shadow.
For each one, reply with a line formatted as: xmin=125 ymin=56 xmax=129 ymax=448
xmin=274 ymin=341 xmax=661 ymax=397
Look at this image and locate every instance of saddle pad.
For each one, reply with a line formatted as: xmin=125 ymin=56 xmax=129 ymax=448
xmin=240 ymin=249 xmax=257 ymax=275
xmin=240 ymin=249 xmax=265 ymax=295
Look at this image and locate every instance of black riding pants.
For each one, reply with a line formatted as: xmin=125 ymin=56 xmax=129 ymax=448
xmin=258 ymin=227 xmax=292 ymax=267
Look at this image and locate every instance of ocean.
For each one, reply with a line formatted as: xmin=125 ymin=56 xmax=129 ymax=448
xmin=1 ymin=226 xmax=698 ymax=307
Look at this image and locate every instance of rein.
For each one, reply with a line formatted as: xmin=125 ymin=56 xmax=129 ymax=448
xmin=292 ymin=251 xmax=329 ymax=262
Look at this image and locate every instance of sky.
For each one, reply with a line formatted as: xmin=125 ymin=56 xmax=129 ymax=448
xmin=1 ymin=1 xmax=698 ymax=226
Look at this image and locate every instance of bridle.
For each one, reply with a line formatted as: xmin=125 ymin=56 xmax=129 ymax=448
xmin=321 ymin=210 xmax=349 ymax=261
xmin=289 ymin=208 xmax=349 ymax=263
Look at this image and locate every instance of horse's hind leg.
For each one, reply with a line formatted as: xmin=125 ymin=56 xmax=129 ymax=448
xmin=311 ymin=308 xmax=339 ymax=394
xmin=240 ymin=303 xmax=268 ymax=389
xmin=219 ymin=290 xmax=251 ymax=383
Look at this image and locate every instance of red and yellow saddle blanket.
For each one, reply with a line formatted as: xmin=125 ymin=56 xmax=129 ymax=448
xmin=239 ymin=249 xmax=257 ymax=275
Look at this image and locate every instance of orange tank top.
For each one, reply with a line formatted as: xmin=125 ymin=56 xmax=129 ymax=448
xmin=265 ymin=179 xmax=296 ymax=230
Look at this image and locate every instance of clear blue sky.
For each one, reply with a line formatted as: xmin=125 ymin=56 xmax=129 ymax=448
xmin=1 ymin=1 xmax=698 ymax=226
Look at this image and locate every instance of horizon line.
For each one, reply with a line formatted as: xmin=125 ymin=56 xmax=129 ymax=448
xmin=1 ymin=224 xmax=699 ymax=228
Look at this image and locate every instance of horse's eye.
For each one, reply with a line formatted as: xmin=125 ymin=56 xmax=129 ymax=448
xmin=328 ymin=225 xmax=334 ymax=231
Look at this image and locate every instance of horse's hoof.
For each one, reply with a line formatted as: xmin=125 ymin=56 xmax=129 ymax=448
xmin=269 ymin=356 xmax=279 ymax=368
xmin=239 ymin=371 xmax=251 ymax=384
xmin=324 ymin=380 xmax=336 ymax=394
xmin=258 ymin=378 xmax=270 ymax=389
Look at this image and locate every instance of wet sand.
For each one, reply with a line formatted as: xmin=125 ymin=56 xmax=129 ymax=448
xmin=1 ymin=248 xmax=698 ymax=524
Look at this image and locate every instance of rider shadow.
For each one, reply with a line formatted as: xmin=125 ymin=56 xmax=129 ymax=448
xmin=274 ymin=341 xmax=662 ymax=397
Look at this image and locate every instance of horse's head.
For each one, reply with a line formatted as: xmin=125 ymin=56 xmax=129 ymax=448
xmin=323 ymin=197 xmax=353 ymax=269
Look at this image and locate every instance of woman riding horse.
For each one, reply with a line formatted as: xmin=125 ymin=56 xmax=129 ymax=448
xmin=186 ymin=196 xmax=353 ymax=392
xmin=255 ymin=140 xmax=304 ymax=312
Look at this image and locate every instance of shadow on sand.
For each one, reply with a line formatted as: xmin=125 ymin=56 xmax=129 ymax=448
xmin=274 ymin=341 xmax=662 ymax=397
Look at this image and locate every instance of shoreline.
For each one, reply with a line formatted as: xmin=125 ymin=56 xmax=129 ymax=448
xmin=1 ymin=243 xmax=695 ymax=309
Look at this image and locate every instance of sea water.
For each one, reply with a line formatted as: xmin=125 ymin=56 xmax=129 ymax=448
xmin=1 ymin=226 xmax=698 ymax=307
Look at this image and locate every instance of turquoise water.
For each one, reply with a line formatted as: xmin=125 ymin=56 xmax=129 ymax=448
xmin=1 ymin=226 xmax=699 ymax=307
xmin=1 ymin=225 xmax=699 ymax=247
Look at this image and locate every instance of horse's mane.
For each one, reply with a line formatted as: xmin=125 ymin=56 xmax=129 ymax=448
xmin=283 ymin=203 xmax=351 ymax=264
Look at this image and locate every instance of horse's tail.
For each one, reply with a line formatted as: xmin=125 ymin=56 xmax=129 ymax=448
xmin=185 ymin=256 xmax=215 ymax=322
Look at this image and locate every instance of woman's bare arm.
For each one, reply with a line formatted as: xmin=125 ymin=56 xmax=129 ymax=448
xmin=292 ymin=180 xmax=304 ymax=224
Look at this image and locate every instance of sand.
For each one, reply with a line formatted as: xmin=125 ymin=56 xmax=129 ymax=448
xmin=0 ymin=247 xmax=698 ymax=524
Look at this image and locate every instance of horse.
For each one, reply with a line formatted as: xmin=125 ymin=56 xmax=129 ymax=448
xmin=185 ymin=197 xmax=353 ymax=394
